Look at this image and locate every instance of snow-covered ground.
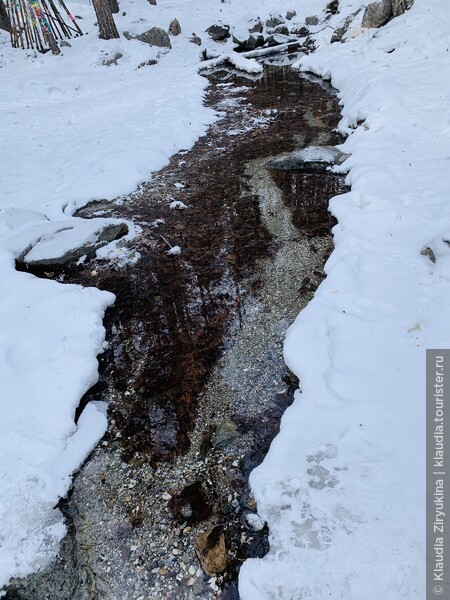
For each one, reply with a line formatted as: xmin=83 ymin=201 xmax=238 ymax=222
xmin=240 ymin=0 xmax=450 ymax=598
xmin=1 ymin=0 xmax=444 ymax=595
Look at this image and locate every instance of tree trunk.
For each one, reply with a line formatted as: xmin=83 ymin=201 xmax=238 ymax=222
xmin=92 ymin=0 xmax=119 ymax=39
xmin=0 ymin=0 xmax=11 ymax=32
xmin=108 ymin=0 xmax=119 ymax=14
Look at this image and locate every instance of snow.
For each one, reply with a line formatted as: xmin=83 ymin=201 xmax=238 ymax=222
xmin=169 ymin=200 xmax=188 ymax=209
xmin=240 ymin=1 xmax=450 ymax=598
xmin=166 ymin=245 xmax=181 ymax=255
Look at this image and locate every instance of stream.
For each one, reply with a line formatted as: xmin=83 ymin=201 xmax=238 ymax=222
xmin=7 ymin=54 xmax=346 ymax=600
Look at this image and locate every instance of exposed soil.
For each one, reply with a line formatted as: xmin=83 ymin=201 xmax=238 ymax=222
xmin=7 ymin=55 xmax=347 ymax=600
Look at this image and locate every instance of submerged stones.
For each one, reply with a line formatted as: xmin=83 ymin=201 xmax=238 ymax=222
xmin=195 ymin=526 xmax=227 ymax=576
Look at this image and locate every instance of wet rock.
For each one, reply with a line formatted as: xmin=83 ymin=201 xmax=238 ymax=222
xmin=195 ymin=526 xmax=227 ymax=576
xmin=362 ymin=0 xmax=392 ymax=28
xmin=285 ymin=10 xmax=296 ymax=20
xmin=212 ymin=421 xmax=239 ymax=449
xmin=169 ymin=481 xmax=213 ymax=525
xmin=267 ymin=146 xmax=348 ymax=173
xmin=305 ymin=15 xmax=320 ymax=26
xmin=169 ymin=18 xmax=181 ymax=36
xmin=265 ymin=13 xmax=285 ymax=28
xmin=136 ymin=27 xmax=171 ymax=48
xmin=189 ymin=33 xmax=202 ymax=46
xmin=206 ymin=23 xmax=230 ymax=41
xmin=290 ymin=25 xmax=310 ymax=37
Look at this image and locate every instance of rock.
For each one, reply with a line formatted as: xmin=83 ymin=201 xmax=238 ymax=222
xmin=326 ymin=0 xmax=340 ymax=14
xmin=169 ymin=18 xmax=181 ymax=36
xmin=60 ymin=40 xmax=71 ymax=47
xmin=421 ymin=246 xmax=436 ymax=263
xmin=243 ymin=33 xmax=265 ymax=51
xmin=206 ymin=23 xmax=230 ymax=41
xmin=305 ymin=15 xmax=320 ymax=26
xmin=290 ymin=25 xmax=310 ymax=37
xmin=285 ymin=10 xmax=296 ymax=20
xmin=247 ymin=16 xmax=263 ymax=34
xmin=232 ymin=16 xmax=263 ymax=49
xmin=20 ymin=222 xmax=129 ymax=268
xmin=392 ymin=0 xmax=414 ymax=16
xmin=136 ymin=27 xmax=171 ymax=48
xmin=148 ymin=0 xmax=156 ymax=4
xmin=330 ymin=16 xmax=352 ymax=43
xmin=361 ymin=0 xmax=392 ymax=28
xmin=267 ymin=24 xmax=289 ymax=36
xmin=267 ymin=146 xmax=349 ymax=173
xmin=211 ymin=421 xmax=239 ymax=449
xmin=265 ymin=13 xmax=285 ymax=28
xmin=0 ymin=0 xmax=11 ymax=31
xmin=189 ymin=33 xmax=202 ymax=46
xmin=103 ymin=52 xmax=123 ymax=66
xmin=123 ymin=30 xmax=133 ymax=40
xmin=195 ymin=526 xmax=227 ymax=576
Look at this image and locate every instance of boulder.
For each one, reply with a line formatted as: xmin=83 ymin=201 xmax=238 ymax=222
xmin=136 ymin=27 xmax=171 ymax=48
xmin=305 ymin=15 xmax=320 ymax=25
xmin=290 ymin=25 xmax=310 ymax=37
xmin=233 ymin=17 xmax=265 ymax=50
xmin=267 ymin=24 xmax=289 ymax=36
xmin=206 ymin=23 xmax=230 ymax=41
xmin=169 ymin=18 xmax=181 ymax=36
xmin=265 ymin=13 xmax=285 ymax=28
xmin=286 ymin=10 xmax=296 ymax=20
xmin=361 ymin=0 xmax=392 ymax=28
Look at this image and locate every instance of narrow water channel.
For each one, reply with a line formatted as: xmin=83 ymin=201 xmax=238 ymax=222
xmin=7 ymin=56 xmax=346 ymax=599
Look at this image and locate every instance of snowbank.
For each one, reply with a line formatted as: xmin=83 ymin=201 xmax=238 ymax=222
xmin=240 ymin=0 xmax=450 ymax=598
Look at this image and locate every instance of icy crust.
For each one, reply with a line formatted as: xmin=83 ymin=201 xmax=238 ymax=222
xmin=240 ymin=0 xmax=450 ymax=598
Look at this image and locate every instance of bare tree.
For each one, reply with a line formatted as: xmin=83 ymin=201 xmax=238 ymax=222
xmin=0 ymin=0 xmax=11 ymax=32
xmin=92 ymin=0 xmax=119 ymax=39
xmin=108 ymin=0 xmax=119 ymax=14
